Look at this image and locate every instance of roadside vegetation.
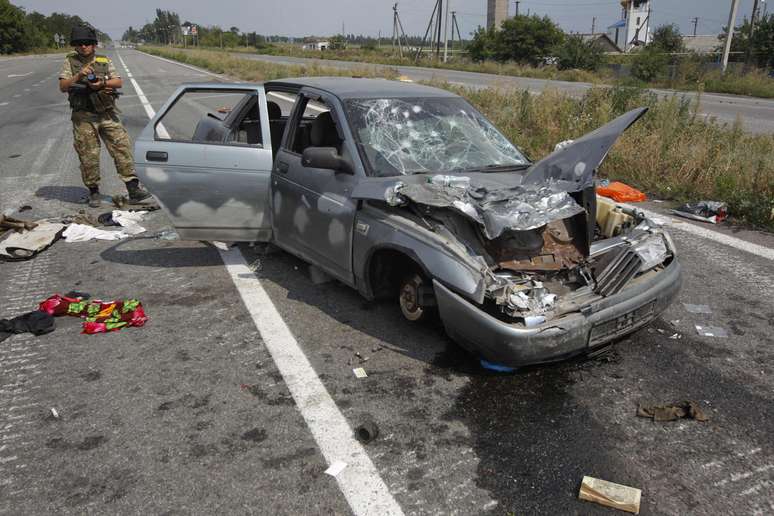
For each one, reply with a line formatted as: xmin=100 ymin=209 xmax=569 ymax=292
xmin=0 ymin=0 xmax=109 ymax=54
xmin=141 ymin=47 xmax=397 ymax=82
xmin=143 ymin=46 xmax=774 ymax=230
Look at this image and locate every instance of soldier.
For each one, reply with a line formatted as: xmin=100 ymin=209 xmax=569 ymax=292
xmin=58 ymin=24 xmax=150 ymax=208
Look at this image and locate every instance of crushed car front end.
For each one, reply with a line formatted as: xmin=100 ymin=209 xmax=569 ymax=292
xmin=433 ymin=213 xmax=682 ymax=367
xmin=347 ymin=100 xmax=682 ymax=367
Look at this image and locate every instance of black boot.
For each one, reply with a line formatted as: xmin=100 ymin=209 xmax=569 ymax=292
xmin=126 ymin=179 xmax=151 ymax=203
xmin=88 ymin=186 xmax=101 ymax=208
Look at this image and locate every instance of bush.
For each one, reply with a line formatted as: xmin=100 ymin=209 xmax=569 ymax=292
xmin=651 ymin=24 xmax=684 ymax=53
xmin=630 ymin=47 xmax=668 ymax=82
xmin=469 ymin=14 xmax=564 ymax=65
xmin=555 ymin=35 xmax=604 ymax=71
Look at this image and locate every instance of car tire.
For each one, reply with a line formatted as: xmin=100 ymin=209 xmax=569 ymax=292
xmin=399 ymin=273 xmax=433 ymax=322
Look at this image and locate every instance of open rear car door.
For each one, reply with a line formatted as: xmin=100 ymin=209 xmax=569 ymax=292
xmin=134 ymin=84 xmax=273 ymax=242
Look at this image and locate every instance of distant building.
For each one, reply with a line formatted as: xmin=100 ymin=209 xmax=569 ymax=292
xmin=682 ymin=35 xmax=720 ymax=54
xmin=608 ymin=0 xmax=652 ymax=52
xmin=487 ymin=0 xmax=508 ymax=30
xmin=302 ymin=39 xmax=330 ymax=51
xmin=579 ymin=33 xmax=622 ymax=53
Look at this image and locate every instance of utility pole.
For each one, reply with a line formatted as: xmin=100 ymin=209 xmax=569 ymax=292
xmin=415 ymin=0 xmax=443 ymax=61
xmin=744 ymin=0 xmax=761 ymax=67
xmin=722 ymin=0 xmax=741 ymax=73
xmin=443 ymin=0 xmax=450 ymax=62
xmin=392 ymin=3 xmax=408 ymax=58
xmin=514 ymin=1 xmax=520 ymax=17
xmin=691 ymin=17 xmax=699 ymax=37
xmin=591 ymin=17 xmax=596 ymax=34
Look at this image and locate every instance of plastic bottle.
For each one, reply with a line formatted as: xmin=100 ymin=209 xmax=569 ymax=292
xmin=427 ymin=175 xmax=470 ymax=188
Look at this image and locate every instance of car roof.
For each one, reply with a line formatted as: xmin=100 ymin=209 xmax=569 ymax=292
xmin=264 ymin=77 xmax=458 ymax=100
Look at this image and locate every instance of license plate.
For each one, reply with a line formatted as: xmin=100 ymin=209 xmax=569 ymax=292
xmin=589 ymin=300 xmax=656 ymax=345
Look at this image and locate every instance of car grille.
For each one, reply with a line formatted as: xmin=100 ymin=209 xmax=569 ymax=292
xmin=594 ymin=247 xmax=643 ymax=297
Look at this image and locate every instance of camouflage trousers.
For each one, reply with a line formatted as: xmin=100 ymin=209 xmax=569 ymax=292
xmin=71 ymin=110 xmax=136 ymax=188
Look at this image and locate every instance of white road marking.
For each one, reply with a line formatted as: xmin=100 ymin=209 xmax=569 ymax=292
xmin=121 ymin=51 xmax=403 ymax=515
xmin=31 ymin=138 xmax=56 ymax=172
xmin=625 ymin=205 xmax=774 ymax=262
xmin=115 ymin=53 xmax=170 ymax=139
xmin=7 ymin=72 xmax=32 ymax=78
xmin=219 ymin=248 xmax=403 ymax=516
xmin=0 ymin=102 xmax=8 ymax=106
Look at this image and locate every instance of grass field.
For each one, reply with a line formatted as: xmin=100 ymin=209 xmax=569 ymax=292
xmin=143 ymin=46 xmax=774 ymax=230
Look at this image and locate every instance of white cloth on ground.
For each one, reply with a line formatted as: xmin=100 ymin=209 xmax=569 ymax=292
xmin=63 ymin=223 xmax=129 ymax=242
xmin=112 ymin=210 xmax=147 ymax=235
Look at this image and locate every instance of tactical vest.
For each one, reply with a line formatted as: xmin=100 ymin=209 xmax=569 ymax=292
xmin=66 ymin=53 xmax=117 ymax=113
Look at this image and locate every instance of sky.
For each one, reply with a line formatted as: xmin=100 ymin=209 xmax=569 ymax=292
xmin=16 ymin=0 xmax=764 ymax=41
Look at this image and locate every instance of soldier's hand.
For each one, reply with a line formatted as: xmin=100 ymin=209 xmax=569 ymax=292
xmin=77 ymin=65 xmax=94 ymax=81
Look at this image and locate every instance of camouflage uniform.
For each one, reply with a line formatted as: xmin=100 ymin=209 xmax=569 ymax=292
xmin=59 ymin=52 xmax=136 ymax=188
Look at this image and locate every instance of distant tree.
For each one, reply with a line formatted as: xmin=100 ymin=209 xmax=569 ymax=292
xmin=651 ymin=24 xmax=684 ymax=53
xmin=0 ymin=0 xmax=28 ymax=53
xmin=229 ymin=26 xmax=239 ymax=35
xmin=555 ymin=34 xmax=605 ymax=71
xmin=468 ymin=26 xmax=498 ymax=61
xmin=469 ymin=15 xmax=564 ymax=65
xmin=328 ymin=34 xmax=347 ymax=50
xmin=719 ymin=14 xmax=774 ymax=69
xmin=630 ymin=46 xmax=668 ymax=81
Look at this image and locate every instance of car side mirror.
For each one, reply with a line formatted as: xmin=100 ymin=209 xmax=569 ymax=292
xmin=302 ymin=147 xmax=353 ymax=174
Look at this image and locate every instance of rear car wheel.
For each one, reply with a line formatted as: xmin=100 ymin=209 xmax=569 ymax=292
xmin=399 ymin=273 xmax=433 ymax=322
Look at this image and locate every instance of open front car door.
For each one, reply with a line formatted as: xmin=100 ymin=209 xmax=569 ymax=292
xmin=134 ymin=84 xmax=273 ymax=242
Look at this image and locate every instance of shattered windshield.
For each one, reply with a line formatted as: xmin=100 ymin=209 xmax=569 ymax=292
xmin=345 ymin=97 xmax=528 ymax=177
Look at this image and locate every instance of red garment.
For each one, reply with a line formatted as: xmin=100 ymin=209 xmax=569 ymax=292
xmin=39 ymin=294 xmax=147 ymax=334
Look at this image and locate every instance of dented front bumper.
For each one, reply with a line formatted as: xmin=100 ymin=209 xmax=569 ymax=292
xmin=434 ymin=258 xmax=682 ymax=368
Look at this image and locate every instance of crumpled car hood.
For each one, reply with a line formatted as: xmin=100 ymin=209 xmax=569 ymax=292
xmin=351 ymin=107 xmax=648 ymax=238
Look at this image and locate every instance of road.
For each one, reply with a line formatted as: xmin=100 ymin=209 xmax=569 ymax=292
xmin=235 ymin=52 xmax=774 ymax=135
xmin=1 ymin=49 xmax=773 ymax=515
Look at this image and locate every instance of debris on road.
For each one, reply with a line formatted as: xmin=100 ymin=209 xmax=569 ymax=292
xmin=354 ymin=351 xmax=369 ymax=363
xmin=480 ymin=359 xmax=516 ymax=373
xmin=596 ymin=181 xmax=647 ymax=203
xmin=19 ymin=205 xmax=32 ymax=212
xmin=579 ymin=475 xmax=642 ymax=514
xmin=695 ymin=325 xmax=729 ymax=338
xmin=637 ymin=401 xmax=709 ymax=422
xmin=50 ymin=408 xmax=60 ymax=419
xmin=683 ymin=303 xmax=712 ymax=314
xmin=0 ymin=219 xmax=65 ymax=260
xmin=39 ymin=294 xmax=148 ymax=334
xmin=353 ymin=367 xmax=368 ymax=379
xmin=0 ymin=310 xmax=56 ymax=342
xmin=671 ymin=201 xmax=727 ymax=224
xmin=64 ymin=291 xmax=90 ymax=300
xmin=154 ymin=229 xmax=179 ymax=241
xmin=0 ymin=214 xmax=38 ymax=233
xmin=354 ymin=421 xmax=379 ymax=444
xmin=669 ymin=333 xmax=682 ymax=340
xmin=62 ymin=223 xmax=129 ymax=242
xmin=324 ymin=461 xmax=348 ymax=477
xmin=111 ymin=210 xmax=148 ymax=235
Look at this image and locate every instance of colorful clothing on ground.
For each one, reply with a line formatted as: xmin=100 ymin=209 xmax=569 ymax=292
xmin=39 ymin=294 xmax=148 ymax=334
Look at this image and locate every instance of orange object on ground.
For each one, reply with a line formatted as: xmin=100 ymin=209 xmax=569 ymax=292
xmin=596 ymin=181 xmax=647 ymax=203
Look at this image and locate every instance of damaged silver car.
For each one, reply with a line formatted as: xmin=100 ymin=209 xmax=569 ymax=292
xmin=135 ymin=78 xmax=681 ymax=367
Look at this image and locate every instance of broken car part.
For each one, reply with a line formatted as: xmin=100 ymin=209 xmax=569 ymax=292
xmin=354 ymin=421 xmax=379 ymax=444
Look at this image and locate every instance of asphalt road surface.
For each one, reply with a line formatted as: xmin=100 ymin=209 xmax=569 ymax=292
xmin=1 ymin=49 xmax=774 ymax=515
xmin=236 ymin=52 xmax=774 ymax=135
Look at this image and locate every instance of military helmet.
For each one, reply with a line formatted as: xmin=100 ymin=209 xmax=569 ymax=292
xmin=70 ymin=24 xmax=98 ymax=45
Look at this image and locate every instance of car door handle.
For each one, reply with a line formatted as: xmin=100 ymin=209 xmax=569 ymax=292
xmin=146 ymin=151 xmax=168 ymax=162
xmin=275 ymin=161 xmax=289 ymax=173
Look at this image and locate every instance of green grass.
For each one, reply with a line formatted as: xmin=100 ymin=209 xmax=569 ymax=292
xmin=143 ymin=46 xmax=774 ymax=230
